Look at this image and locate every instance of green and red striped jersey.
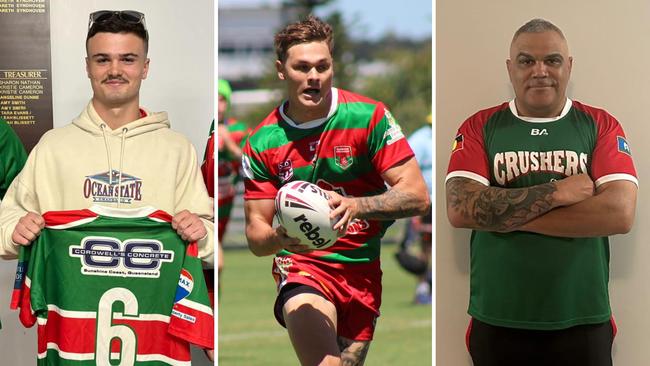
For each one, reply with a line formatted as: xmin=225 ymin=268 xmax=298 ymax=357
xmin=201 ymin=118 xmax=248 ymax=201
xmin=446 ymin=99 xmax=638 ymax=330
xmin=11 ymin=206 xmax=214 ymax=365
xmin=242 ymin=88 xmax=414 ymax=263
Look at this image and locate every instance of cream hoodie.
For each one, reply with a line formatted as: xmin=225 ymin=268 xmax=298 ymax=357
xmin=0 ymin=101 xmax=214 ymax=263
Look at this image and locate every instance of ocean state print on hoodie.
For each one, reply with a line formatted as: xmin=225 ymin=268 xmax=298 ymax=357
xmin=0 ymin=101 xmax=214 ymax=262
xmin=83 ymin=170 xmax=143 ymax=205
xmin=79 ymin=108 xmax=149 ymax=206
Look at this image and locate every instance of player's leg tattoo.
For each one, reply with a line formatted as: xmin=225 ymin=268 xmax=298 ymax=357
xmin=337 ymin=337 xmax=371 ymax=366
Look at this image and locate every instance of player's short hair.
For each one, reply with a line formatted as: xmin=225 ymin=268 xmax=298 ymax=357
xmin=512 ymin=18 xmax=565 ymax=42
xmin=274 ymin=15 xmax=333 ymax=63
xmin=86 ymin=11 xmax=149 ymax=55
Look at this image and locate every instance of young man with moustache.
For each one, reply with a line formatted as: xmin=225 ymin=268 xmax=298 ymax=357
xmin=0 ymin=10 xmax=213 ymax=260
xmin=0 ymin=9 xmax=215 ymax=362
xmin=446 ymin=18 xmax=637 ymax=366
xmin=242 ymin=15 xmax=430 ymax=366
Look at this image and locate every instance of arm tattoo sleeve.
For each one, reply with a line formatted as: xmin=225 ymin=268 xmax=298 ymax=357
xmin=357 ymin=189 xmax=423 ymax=220
xmin=447 ymin=177 xmax=556 ymax=231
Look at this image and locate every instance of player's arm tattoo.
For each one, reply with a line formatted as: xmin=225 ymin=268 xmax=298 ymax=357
xmin=338 ymin=337 xmax=371 ymax=366
xmin=446 ymin=176 xmax=556 ymax=232
xmin=357 ymin=189 xmax=424 ymax=220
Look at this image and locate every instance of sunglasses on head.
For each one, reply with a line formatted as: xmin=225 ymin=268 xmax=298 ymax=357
xmin=88 ymin=10 xmax=147 ymax=30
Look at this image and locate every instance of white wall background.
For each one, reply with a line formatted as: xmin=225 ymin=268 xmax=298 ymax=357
xmin=437 ymin=0 xmax=650 ymax=365
xmin=0 ymin=0 xmax=214 ymax=364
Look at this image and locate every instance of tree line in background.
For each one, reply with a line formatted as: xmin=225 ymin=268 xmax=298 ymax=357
xmin=230 ymin=0 xmax=432 ymax=137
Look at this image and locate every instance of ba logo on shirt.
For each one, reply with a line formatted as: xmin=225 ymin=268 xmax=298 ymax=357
xmin=530 ymin=128 xmax=549 ymax=136
xmin=617 ymin=136 xmax=632 ymax=156
xmin=83 ymin=170 xmax=142 ymax=204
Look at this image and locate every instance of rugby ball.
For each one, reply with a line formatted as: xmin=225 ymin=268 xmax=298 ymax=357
xmin=275 ymin=180 xmax=338 ymax=250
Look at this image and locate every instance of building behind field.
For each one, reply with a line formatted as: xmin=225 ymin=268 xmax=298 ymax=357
xmin=218 ymin=1 xmax=300 ymax=114
xmin=219 ymin=1 xmax=299 ymax=82
xmin=218 ymin=0 xmax=394 ymax=119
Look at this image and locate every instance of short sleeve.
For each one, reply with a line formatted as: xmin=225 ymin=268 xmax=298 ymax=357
xmin=574 ymin=105 xmax=638 ymax=187
xmin=242 ymin=137 xmax=278 ymax=200
xmin=366 ymin=104 xmax=414 ymax=173
xmin=445 ymin=110 xmax=494 ymax=186
xmin=169 ymin=243 xmax=214 ymax=349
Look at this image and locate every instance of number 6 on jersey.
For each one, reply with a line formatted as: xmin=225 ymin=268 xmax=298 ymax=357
xmin=96 ymin=288 xmax=138 ymax=365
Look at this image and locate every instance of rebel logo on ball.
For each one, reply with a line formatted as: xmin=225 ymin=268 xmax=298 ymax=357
xmin=292 ymin=213 xmax=332 ymax=248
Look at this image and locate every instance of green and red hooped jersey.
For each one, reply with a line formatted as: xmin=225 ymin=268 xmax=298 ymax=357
xmin=446 ymin=99 xmax=638 ymax=331
xmin=242 ymin=88 xmax=414 ymax=263
xmin=11 ymin=206 xmax=214 ymax=365
xmin=200 ymin=118 xmax=248 ymax=200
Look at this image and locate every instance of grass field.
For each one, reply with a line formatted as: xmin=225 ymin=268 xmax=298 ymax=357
xmin=218 ymin=236 xmax=432 ymax=365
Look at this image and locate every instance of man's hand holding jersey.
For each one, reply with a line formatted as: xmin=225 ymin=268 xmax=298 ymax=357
xmin=12 ymin=212 xmax=44 ymax=246
xmin=172 ymin=210 xmax=208 ymax=242
xmin=12 ymin=210 xmax=208 ymax=246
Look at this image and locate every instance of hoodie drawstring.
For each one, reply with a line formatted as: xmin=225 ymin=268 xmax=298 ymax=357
xmin=118 ymin=128 xmax=127 ymax=208
xmin=100 ymin=124 xmax=113 ymax=185
xmin=100 ymin=124 xmax=128 ymax=208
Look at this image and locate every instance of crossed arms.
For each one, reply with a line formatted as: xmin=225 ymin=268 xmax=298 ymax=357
xmin=446 ymin=174 xmax=637 ymax=237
